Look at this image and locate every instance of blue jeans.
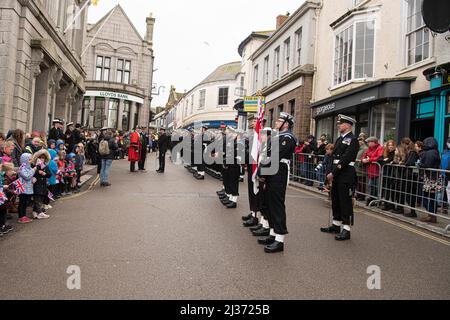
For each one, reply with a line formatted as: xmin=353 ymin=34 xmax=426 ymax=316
xmin=368 ymin=177 xmax=379 ymax=199
xmin=100 ymin=159 xmax=113 ymax=184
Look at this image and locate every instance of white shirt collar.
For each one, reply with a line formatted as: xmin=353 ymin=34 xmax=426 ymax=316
xmin=341 ymin=130 xmax=352 ymax=138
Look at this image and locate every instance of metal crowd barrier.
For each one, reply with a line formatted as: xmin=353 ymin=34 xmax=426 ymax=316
xmin=379 ymin=164 xmax=450 ymax=230
xmin=290 ymin=154 xmax=450 ymax=232
xmin=291 ymin=153 xmax=325 ymax=188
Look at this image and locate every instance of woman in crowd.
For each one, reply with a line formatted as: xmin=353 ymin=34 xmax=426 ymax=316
xmin=378 ymin=140 xmax=397 ymax=211
xmin=361 ymin=137 xmax=384 ymax=206
xmin=404 ymin=140 xmax=422 ymax=218
xmin=390 ymin=138 xmax=414 ymax=214
xmin=419 ymin=137 xmax=441 ymax=223
xmin=9 ymin=129 xmax=25 ymax=168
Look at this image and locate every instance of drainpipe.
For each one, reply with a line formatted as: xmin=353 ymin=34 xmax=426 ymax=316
xmin=311 ymin=0 xmax=323 ymax=135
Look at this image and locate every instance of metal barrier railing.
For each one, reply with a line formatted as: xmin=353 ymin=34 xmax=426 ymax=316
xmin=291 ymin=153 xmax=325 ymax=188
xmin=290 ymin=154 xmax=450 ymax=231
xmin=379 ymin=164 xmax=450 ymax=224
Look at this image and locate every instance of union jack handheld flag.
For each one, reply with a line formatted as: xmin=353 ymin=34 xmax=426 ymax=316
xmin=0 ymin=190 xmax=8 ymax=206
xmin=14 ymin=180 xmax=25 ymax=195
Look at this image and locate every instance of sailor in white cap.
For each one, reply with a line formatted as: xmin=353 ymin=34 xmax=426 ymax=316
xmin=48 ymin=118 xmax=65 ymax=141
xmin=321 ymin=114 xmax=359 ymax=241
xmin=255 ymin=112 xmax=297 ymax=253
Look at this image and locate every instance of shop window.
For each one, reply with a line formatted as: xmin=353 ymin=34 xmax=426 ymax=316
xmin=370 ymin=102 xmax=398 ymax=144
xmin=82 ymin=98 xmax=90 ymax=128
xmin=316 ymin=117 xmax=334 ymax=142
xmin=107 ymin=99 xmax=119 ymax=129
xmin=416 ymin=96 xmax=436 ymax=118
xmin=94 ymin=98 xmax=105 ymax=129
xmin=122 ymin=101 xmax=130 ymax=131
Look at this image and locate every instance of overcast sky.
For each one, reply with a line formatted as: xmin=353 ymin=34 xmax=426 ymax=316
xmin=88 ymin=0 xmax=306 ymax=108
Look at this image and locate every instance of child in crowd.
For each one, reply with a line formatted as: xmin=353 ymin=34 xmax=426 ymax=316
xmin=322 ymin=144 xmax=335 ymax=194
xmin=56 ymin=151 xmax=66 ymax=196
xmin=65 ymin=153 xmax=77 ymax=194
xmin=31 ymin=150 xmax=51 ymax=219
xmin=46 ymin=149 xmax=58 ymax=205
xmin=17 ymin=153 xmax=35 ymax=224
xmin=0 ymin=163 xmax=14 ymax=236
xmin=48 ymin=139 xmax=56 ymax=151
xmin=74 ymin=144 xmax=85 ymax=189
xmin=56 ymin=140 xmax=65 ymax=152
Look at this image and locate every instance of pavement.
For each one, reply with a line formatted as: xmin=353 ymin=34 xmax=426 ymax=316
xmin=0 ymin=153 xmax=449 ymax=300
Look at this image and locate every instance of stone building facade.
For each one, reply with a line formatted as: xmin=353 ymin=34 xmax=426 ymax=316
xmin=81 ymin=5 xmax=154 ymax=131
xmin=0 ymin=0 xmax=89 ymax=134
xmin=249 ymin=1 xmax=320 ymax=140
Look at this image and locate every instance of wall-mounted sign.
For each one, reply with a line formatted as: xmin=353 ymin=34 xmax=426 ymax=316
xmin=85 ymin=90 xmax=144 ymax=104
xmin=314 ymin=102 xmax=336 ymax=117
xmin=244 ymin=96 xmax=265 ymax=113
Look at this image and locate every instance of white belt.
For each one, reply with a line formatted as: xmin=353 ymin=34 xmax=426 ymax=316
xmin=281 ymin=159 xmax=291 ymax=187
xmin=333 ymin=160 xmax=355 ymax=166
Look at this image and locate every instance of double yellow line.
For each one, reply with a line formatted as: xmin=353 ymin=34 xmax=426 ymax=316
xmin=59 ymin=174 xmax=100 ymax=201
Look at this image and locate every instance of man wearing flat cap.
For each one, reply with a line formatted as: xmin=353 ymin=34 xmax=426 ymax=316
xmin=321 ymin=114 xmax=359 ymax=241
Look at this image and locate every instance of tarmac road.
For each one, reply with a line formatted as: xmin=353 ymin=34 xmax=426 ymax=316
xmin=1 ymin=153 xmax=449 ymax=300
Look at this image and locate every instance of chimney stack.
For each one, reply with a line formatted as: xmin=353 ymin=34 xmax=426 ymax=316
xmin=145 ymin=12 xmax=155 ymax=50
xmin=276 ymin=13 xmax=289 ymax=30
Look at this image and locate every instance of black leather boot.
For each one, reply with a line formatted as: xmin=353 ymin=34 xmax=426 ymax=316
xmin=252 ymin=228 xmax=270 ymax=237
xmin=258 ymin=236 xmax=275 ymax=245
xmin=243 ymin=216 xmax=258 ymax=227
xmin=264 ymin=241 xmax=284 ymax=253
xmin=320 ymin=225 xmax=341 ymax=234
xmin=250 ymin=224 xmax=263 ymax=232
xmin=335 ymin=229 xmax=351 ymax=241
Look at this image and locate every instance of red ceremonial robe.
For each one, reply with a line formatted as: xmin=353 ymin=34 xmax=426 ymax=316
xmin=128 ymin=132 xmax=141 ymax=162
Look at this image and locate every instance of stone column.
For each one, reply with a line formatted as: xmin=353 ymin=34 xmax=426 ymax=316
xmin=32 ymin=65 xmax=60 ymax=132
xmin=50 ymin=68 xmax=63 ymax=129
xmin=118 ymin=99 xmax=125 ymax=130
xmin=27 ymin=50 xmax=44 ymax=132
xmin=130 ymin=101 xmax=137 ymax=130
xmin=89 ymin=96 xmax=95 ymax=128
xmin=71 ymin=93 xmax=83 ymax=124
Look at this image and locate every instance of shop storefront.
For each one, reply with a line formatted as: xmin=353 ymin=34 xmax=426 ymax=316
xmin=311 ymin=79 xmax=414 ymax=144
xmin=413 ymin=64 xmax=450 ymax=152
xmin=82 ymin=90 xmax=144 ymax=131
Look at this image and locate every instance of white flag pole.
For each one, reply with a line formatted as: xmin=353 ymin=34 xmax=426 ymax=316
xmin=64 ymin=0 xmax=91 ymax=34
xmin=81 ymin=6 xmax=117 ymax=57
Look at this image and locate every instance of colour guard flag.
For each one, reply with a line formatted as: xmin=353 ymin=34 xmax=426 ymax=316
xmin=251 ymin=96 xmax=265 ymax=195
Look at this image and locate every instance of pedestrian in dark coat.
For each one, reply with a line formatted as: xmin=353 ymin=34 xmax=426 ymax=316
xmin=419 ymin=137 xmax=441 ymax=223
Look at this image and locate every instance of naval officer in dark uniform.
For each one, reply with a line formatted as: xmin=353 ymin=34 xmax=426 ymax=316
xmin=321 ymin=115 xmax=359 ymax=241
